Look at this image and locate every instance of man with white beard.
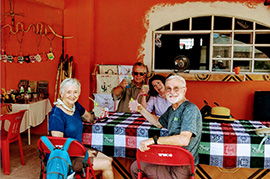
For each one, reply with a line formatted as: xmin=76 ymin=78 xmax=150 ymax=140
xmin=130 ymin=74 xmax=202 ymax=179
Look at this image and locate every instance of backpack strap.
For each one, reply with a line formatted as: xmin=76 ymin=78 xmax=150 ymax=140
xmin=63 ymin=138 xmax=75 ymax=151
xmin=40 ymin=136 xmax=55 ymax=151
xmin=83 ymin=149 xmax=89 ymax=163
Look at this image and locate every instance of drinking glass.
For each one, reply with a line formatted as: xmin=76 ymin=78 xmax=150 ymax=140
xmin=129 ymin=99 xmax=138 ymax=113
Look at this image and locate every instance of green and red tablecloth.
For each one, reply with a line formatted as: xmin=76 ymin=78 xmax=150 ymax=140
xmin=82 ymin=112 xmax=168 ymax=158
xmin=199 ymin=119 xmax=270 ymax=169
xmin=82 ymin=112 xmax=270 ymax=169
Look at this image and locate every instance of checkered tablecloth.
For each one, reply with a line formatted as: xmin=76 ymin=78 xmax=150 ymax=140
xmin=199 ymin=120 xmax=270 ymax=169
xmin=82 ymin=112 xmax=168 ymax=158
xmin=82 ymin=112 xmax=270 ymax=169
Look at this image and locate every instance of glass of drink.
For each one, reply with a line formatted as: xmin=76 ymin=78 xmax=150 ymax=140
xmin=125 ymin=75 xmax=132 ymax=88
xmin=94 ymin=105 xmax=103 ymax=118
xmin=129 ymin=98 xmax=138 ymax=113
xmin=142 ymin=84 xmax=149 ymax=95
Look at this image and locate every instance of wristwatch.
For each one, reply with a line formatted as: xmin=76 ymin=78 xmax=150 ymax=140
xmin=153 ymin=135 xmax=159 ymax=145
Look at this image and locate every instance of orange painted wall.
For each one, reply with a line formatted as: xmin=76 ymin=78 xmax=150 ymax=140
xmin=64 ymin=0 xmax=269 ymax=121
xmin=1 ymin=0 xmax=64 ymax=134
xmin=1 ymin=0 xmax=269 ymax=134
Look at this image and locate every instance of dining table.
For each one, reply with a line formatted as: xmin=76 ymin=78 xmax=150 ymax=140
xmin=11 ymin=99 xmax=52 ymax=145
xmin=82 ymin=112 xmax=270 ymax=177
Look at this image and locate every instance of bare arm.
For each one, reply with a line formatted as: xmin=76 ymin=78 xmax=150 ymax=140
xmin=113 ymin=79 xmax=128 ymax=96
xmin=139 ymin=85 xmax=149 ymax=108
xmin=81 ymin=110 xmax=95 ymax=123
xmin=51 ymin=131 xmax=64 ymax=137
xmin=137 ymin=104 xmax=163 ymax=128
xmin=139 ymin=131 xmax=192 ymax=152
xmin=140 ymin=96 xmax=147 ymax=109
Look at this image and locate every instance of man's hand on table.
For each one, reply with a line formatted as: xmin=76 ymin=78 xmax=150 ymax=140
xmin=139 ymin=138 xmax=154 ymax=152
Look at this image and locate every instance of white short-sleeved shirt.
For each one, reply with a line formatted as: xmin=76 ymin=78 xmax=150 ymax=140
xmin=146 ymin=94 xmax=171 ymax=117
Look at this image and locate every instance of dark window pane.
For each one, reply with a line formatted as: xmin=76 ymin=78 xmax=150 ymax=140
xmin=256 ymin=23 xmax=270 ymax=30
xmin=234 ymin=33 xmax=252 ymax=44
xmin=156 ymin=24 xmax=170 ymax=31
xmin=154 ymin=34 xmax=210 ymax=70
xmin=233 ymin=61 xmax=251 ymax=72
xmin=212 ymin=46 xmax=231 ymax=58
xmin=213 ymin=33 xmax=231 ymax=44
xmin=214 ymin=16 xmax=232 ymax=30
xmin=255 ymin=33 xmax=270 ymax=44
xmin=212 ymin=60 xmax=230 ymax=72
xmin=254 ymin=61 xmax=270 ymax=72
xmin=234 ymin=46 xmax=252 ymax=58
xmin=173 ymin=19 xmax=189 ymax=30
xmin=235 ymin=19 xmax=253 ymax=30
xmin=255 ymin=47 xmax=270 ymax=58
xmin=192 ymin=16 xmax=211 ymax=30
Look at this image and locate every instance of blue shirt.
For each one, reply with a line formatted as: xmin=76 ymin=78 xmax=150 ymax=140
xmin=49 ymin=102 xmax=86 ymax=142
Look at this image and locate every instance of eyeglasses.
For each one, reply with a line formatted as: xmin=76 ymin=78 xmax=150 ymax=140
xmin=166 ymin=86 xmax=185 ymax=93
xmin=133 ymin=72 xmax=146 ymax=76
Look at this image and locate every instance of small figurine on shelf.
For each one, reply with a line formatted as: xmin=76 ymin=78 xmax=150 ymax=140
xmin=32 ymin=93 xmax=38 ymax=102
xmin=27 ymin=87 xmax=32 ymax=101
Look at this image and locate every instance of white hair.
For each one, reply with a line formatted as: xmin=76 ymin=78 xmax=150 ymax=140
xmin=59 ymin=78 xmax=81 ymax=96
xmin=166 ymin=74 xmax=186 ymax=88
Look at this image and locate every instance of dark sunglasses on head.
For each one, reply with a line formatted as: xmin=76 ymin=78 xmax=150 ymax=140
xmin=133 ymin=72 xmax=146 ymax=76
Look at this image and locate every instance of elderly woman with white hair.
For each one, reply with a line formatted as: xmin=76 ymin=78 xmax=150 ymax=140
xmin=49 ymin=78 xmax=114 ymax=179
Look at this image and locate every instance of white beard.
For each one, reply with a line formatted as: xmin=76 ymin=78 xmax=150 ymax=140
xmin=166 ymin=93 xmax=183 ymax=104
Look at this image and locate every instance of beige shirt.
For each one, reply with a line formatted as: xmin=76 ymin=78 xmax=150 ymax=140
xmin=112 ymin=81 xmax=146 ymax=113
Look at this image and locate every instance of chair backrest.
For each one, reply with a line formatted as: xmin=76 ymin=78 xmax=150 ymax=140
xmin=37 ymin=136 xmax=86 ymax=158
xmin=1 ymin=110 xmax=27 ymax=141
xmin=136 ymin=144 xmax=195 ymax=178
xmin=37 ymin=136 xmax=97 ymax=179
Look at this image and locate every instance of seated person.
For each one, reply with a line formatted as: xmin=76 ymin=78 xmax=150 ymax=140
xmin=112 ymin=62 xmax=148 ymax=113
xmin=140 ymin=74 xmax=171 ymax=117
xmin=130 ymin=75 xmax=202 ymax=179
xmin=49 ymin=78 xmax=114 ymax=179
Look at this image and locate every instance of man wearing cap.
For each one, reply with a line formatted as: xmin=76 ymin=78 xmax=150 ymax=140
xmin=130 ymin=74 xmax=202 ymax=179
xmin=112 ymin=62 xmax=148 ymax=113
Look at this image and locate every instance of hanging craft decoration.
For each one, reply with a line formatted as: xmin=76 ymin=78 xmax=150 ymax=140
xmin=1 ymin=50 xmax=8 ymax=62
xmin=16 ymin=30 xmax=24 ymax=64
xmin=33 ymin=31 xmax=42 ymax=63
xmin=1 ymin=22 xmax=73 ymax=64
xmin=45 ymin=33 xmax=55 ymax=60
xmin=1 ymin=0 xmax=74 ymax=64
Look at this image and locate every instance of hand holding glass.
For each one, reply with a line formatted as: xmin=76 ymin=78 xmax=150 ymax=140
xmin=94 ymin=105 xmax=103 ymax=118
xmin=129 ymin=98 xmax=138 ymax=113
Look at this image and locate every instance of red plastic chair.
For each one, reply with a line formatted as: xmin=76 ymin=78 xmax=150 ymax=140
xmin=37 ymin=136 xmax=97 ymax=179
xmin=1 ymin=109 xmax=27 ymax=175
xmin=136 ymin=144 xmax=195 ymax=179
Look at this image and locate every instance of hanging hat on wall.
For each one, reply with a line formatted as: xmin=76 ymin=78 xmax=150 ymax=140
xmin=204 ymin=106 xmax=235 ymax=122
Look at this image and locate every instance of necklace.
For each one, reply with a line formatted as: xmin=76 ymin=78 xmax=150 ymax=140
xmin=54 ymin=98 xmax=75 ymax=113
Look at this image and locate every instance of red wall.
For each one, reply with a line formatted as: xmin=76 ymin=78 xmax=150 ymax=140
xmin=64 ymin=0 xmax=269 ymax=121
xmin=1 ymin=0 xmax=65 ymax=133
xmin=1 ymin=0 xmax=269 ymax=134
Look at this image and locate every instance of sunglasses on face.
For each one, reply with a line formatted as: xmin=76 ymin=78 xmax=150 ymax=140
xmin=133 ymin=72 xmax=146 ymax=76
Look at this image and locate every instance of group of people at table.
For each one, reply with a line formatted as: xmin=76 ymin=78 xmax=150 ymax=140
xmin=48 ymin=62 xmax=202 ymax=179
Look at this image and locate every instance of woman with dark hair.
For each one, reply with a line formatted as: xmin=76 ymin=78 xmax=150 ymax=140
xmin=141 ymin=74 xmax=171 ymax=117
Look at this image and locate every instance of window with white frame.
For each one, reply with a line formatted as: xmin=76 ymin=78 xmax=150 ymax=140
xmin=153 ymin=16 xmax=270 ymax=73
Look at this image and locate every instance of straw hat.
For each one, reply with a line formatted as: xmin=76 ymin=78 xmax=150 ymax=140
xmin=248 ymin=127 xmax=270 ymax=137
xmin=204 ymin=106 xmax=235 ymax=122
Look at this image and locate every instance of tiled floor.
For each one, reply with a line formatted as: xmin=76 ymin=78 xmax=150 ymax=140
xmin=1 ymin=133 xmax=42 ymax=179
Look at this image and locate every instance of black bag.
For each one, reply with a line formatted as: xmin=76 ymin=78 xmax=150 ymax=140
xmin=200 ymin=100 xmax=212 ymax=119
